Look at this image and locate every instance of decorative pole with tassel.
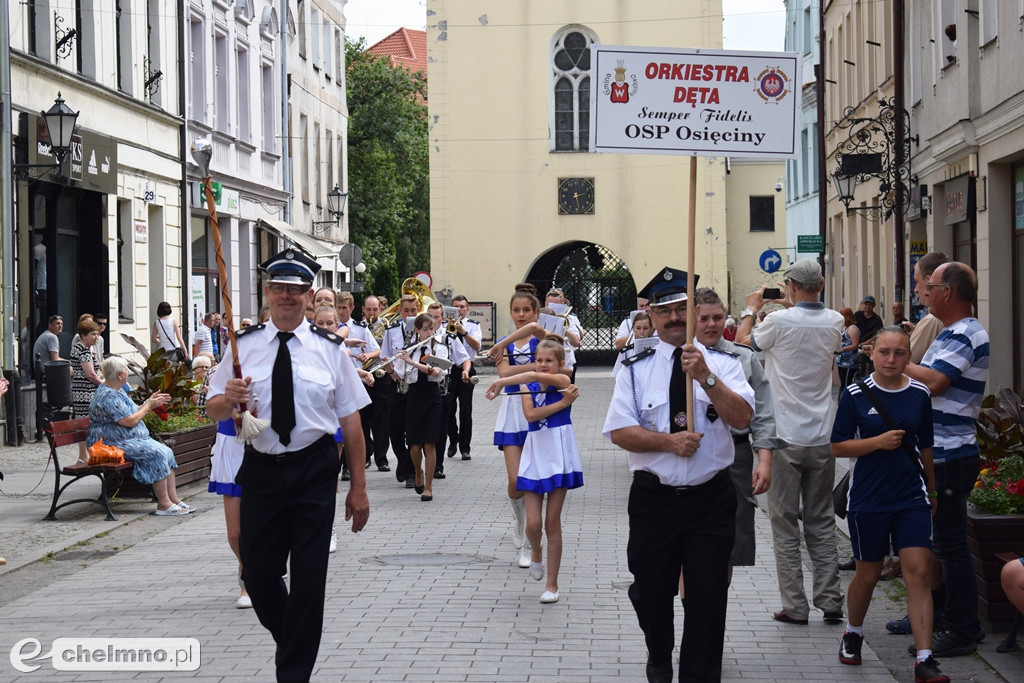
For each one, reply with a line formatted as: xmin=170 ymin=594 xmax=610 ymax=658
xmin=190 ymin=138 xmax=269 ymax=441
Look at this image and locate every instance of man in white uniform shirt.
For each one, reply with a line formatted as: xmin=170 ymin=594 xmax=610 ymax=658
xmin=336 ymin=291 xmax=382 ymax=478
xmin=206 ymin=249 xmax=370 ymax=682
xmin=446 ymin=295 xmax=482 ymax=460
xmin=603 ymin=267 xmax=753 ymax=683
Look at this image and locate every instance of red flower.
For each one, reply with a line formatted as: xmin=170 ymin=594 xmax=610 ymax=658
xmin=993 ymin=480 xmax=1003 ymax=489
xmin=154 ymin=404 xmax=169 ymax=422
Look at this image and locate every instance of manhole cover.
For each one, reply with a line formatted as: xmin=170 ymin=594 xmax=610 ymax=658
xmin=55 ymin=550 xmax=118 ymax=561
xmin=362 ymin=553 xmax=493 ymax=567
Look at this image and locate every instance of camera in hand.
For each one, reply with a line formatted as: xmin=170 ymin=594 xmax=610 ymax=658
xmin=763 ymin=287 xmax=783 ymax=300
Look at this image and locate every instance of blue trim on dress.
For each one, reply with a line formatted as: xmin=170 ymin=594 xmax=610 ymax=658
xmin=502 ymin=337 xmax=538 ymax=394
xmin=494 ymin=430 xmax=528 ymax=447
xmin=517 ymin=471 xmax=584 ymax=494
xmin=208 ymin=480 xmax=242 ymax=497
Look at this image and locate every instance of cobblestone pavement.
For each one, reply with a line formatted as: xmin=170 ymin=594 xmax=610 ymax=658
xmin=0 ymin=367 xmax=1021 ymax=681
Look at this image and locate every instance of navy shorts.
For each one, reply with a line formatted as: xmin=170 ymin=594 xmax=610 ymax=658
xmin=848 ymin=507 xmax=933 ymax=562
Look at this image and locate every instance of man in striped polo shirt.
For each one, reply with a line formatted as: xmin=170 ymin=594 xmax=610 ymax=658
xmin=905 ymin=261 xmax=990 ymax=658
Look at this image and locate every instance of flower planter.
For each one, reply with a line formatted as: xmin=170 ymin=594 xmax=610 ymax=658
xmin=966 ymin=505 xmax=1024 ymax=632
xmin=108 ymin=423 xmax=216 ymax=498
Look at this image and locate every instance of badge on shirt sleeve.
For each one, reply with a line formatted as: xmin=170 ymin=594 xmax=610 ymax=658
xmin=673 ymin=411 xmax=688 ymax=429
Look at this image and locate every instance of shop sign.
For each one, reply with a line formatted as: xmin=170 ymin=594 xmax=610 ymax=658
xmin=907 ymin=184 xmax=928 ymax=222
xmin=944 ymin=175 xmax=975 ymax=225
xmin=134 ymin=221 xmax=147 ymax=244
xmin=29 ymin=114 xmax=118 ymax=194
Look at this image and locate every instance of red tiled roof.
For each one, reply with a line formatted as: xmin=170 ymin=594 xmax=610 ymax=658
xmin=366 ymin=28 xmax=427 ymax=77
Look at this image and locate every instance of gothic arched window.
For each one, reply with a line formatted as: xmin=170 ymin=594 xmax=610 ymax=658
xmin=550 ymin=26 xmax=598 ymax=152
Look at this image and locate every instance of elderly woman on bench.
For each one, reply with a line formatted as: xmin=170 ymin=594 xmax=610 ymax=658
xmin=88 ymin=356 xmax=194 ymax=517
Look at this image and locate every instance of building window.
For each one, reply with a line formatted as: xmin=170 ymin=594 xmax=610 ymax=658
xmin=116 ymin=0 xmax=132 ymax=95
xmin=214 ymin=31 xmax=229 ymax=131
xmin=237 ymin=46 xmax=251 ymax=142
xmin=323 ymin=19 xmax=331 ymax=76
xmin=335 ymin=28 xmax=343 ymax=82
xmin=146 ymin=0 xmax=160 ymax=104
xmin=190 ymin=16 xmax=206 ymax=122
xmin=300 ymin=114 xmax=309 ymax=203
xmin=1013 ymin=165 xmax=1024 ymax=392
xmin=750 ymin=196 xmax=775 ymax=232
xmin=939 ymin=0 xmax=956 ymax=67
xmin=550 ymin=26 xmax=597 ymax=152
xmin=262 ymin=61 xmax=275 ymax=151
xmin=980 ymin=0 xmax=998 ymax=46
xmin=311 ymin=8 xmax=320 ymax=69
xmin=297 ymin=0 xmax=306 ymax=59
xmin=117 ymin=200 xmax=135 ymax=321
xmin=314 ymin=121 xmax=322 ymax=209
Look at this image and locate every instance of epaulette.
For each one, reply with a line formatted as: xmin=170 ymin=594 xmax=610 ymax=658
xmin=386 ymin=319 xmax=403 ymax=329
xmin=464 ymin=318 xmax=479 ymax=326
xmin=235 ymin=323 xmax=265 ymax=339
xmin=350 ymin=319 xmax=368 ymax=328
xmin=620 ymin=347 xmax=655 ymax=367
xmin=309 ymin=324 xmax=345 ymax=345
xmin=706 ymin=345 xmax=739 ymax=358
xmin=728 ymin=341 xmax=755 ymax=354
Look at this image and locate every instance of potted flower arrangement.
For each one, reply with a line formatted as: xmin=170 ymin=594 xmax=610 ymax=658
xmin=116 ymin=334 xmax=215 ymax=490
xmin=967 ymin=388 xmax=1024 ymax=632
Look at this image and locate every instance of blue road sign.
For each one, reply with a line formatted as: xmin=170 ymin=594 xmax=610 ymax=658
xmin=760 ymin=249 xmax=782 ymax=273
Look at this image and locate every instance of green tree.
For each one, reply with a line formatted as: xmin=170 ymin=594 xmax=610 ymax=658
xmin=346 ymin=37 xmax=429 ymax=300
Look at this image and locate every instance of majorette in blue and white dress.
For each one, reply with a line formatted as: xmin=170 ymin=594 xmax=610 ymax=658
xmin=207 ymin=418 xmax=243 ymax=497
xmin=516 ymin=382 xmax=583 ymax=494
xmin=493 ymin=337 xmax=538 ymax=450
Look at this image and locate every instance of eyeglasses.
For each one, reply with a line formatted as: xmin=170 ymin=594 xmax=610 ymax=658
xmin=651 ymin=305 xmax=687 ymax=318
xmin=268 ymin=283 xmax=309 ymax=295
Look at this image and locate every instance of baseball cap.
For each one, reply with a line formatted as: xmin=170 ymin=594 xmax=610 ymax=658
xmin=861 ymin=295 xmax=876 ymax=304
xmin=783 ymin=258 xmax=822 ymax=285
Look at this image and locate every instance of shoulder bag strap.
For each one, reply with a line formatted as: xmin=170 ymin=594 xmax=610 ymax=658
xmin=854 ymin=379 xmax=926 ymax=479
xmin=157 ymin=318 xmax=179 ymax=349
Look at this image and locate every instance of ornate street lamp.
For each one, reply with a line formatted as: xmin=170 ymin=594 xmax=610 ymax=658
xmin=14 ymin=93 xmax=80 ymax=180
xmin=313 ymin=185 xmax=348 ymax=234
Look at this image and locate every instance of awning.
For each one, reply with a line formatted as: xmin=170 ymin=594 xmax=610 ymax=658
xmin=257 ymin=218 xmax=340 ymax=259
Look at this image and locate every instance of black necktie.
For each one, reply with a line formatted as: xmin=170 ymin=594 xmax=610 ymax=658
xmin=670 ymin=347 xmax=687 ymax=433
xmin=272 ymin=331 xmax=295 ymax=446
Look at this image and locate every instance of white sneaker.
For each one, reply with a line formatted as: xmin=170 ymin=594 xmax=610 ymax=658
xmin=540 ymin=590 xmax=559 ymax=604
xmin=154 ymin=504 xmax=188 ymax=516
xmin=530 ymin=561 xmax=544 ymax=581
xmin=517 ymin=543 xmax=531 ymax=568
xmin=329 ymin=532 xmax=337 ymax=553
xmin=235 ymin=594 xmax=253 ymax=609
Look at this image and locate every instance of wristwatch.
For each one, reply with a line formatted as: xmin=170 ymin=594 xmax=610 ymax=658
xmin=740 ymin=309 xmax=754 ymax=320
xmin=703 ymin=374 xmax=718 ymax=389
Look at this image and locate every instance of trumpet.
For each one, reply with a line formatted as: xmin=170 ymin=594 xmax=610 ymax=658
xmin=368 ymin=335 xmax=434 ymax=379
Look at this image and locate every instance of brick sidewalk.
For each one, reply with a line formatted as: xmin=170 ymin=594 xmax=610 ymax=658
xmin=0 ymin=367 xmax=999 ymax=681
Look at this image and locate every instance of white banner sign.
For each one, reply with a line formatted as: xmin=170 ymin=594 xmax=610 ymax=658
xmin=590 ymin=45 xmax=801 ymax=158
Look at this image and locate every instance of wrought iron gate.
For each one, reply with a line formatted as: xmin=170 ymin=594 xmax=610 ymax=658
xmin=524 ymin=241 xmax=636 ymax=365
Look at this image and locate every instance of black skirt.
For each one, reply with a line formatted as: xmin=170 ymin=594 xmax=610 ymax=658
xmin=405 ymin=378 xmax=441 ymax=445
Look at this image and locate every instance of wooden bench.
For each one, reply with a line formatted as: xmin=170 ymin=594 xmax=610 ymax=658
xmin=996 ymin=551 xmax=1024 ymax=653
xmin=44 ymin=418 xmax=134 ymax=521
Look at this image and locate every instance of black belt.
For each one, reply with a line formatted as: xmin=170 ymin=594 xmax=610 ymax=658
xmin=632 ymin=468 xmax=729 ymax=495
xmin=732 ymin=433 xmax=750 ymax=445
xmin=244 ymin=434 xmax=335 ymax=463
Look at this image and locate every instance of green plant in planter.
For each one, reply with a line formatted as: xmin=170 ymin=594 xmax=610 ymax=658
xmin=118 ymin=333 xmax=208 ymax=435
xmin=970 ymin=389 xmax=1024 ymax=514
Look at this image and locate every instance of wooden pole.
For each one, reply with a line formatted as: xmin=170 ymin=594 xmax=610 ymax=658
xmin=685 ymin=155 xmax=697 ymax=430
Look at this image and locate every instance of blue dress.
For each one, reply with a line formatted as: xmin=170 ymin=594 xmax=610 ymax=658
xmin=515 ymin=383 xmax=583 ymax=494
xmin=87 ymin=384 xmax=178 ymax=485
xmin=493 ymin=337 xmax=538 ymax=449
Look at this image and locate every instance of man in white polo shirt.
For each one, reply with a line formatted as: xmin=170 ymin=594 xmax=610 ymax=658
xmin=735 ymin=258 xmax=846 ymax=627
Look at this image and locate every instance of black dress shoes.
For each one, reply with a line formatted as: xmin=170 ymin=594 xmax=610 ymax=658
xmin=838 ymin=557 xmax=856 ymax=571
xmin=434 ymin=470 xmax=446 ymax=479
xmin=823 ymin=610 xmax=845 ymax=624
xmin=645 ymin=656 xmax=672 ymax=683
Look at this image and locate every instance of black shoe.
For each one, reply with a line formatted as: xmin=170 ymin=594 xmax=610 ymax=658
xmin=377 ymin=465 xmax=391 ymax=472
xmin=461 ymin=453 xmax=472 ymax=460
xmin=909 ymin=630 xmax=976 ymax=657
xmin=415 ymin=485 xmax=424 ymax=494
xmin=434 ymin=470 xmax=446 ymax=479
xmin=913 ymin=655 xmax=950 ymax=683
xmin=823 ymin=610 xmax=844 ymax=625
xmin=886 ymin=615 xmax=912 ymax=635
xmin=839 ymin=631 xmax=863 ymax=665
xmin=838 ymin=557 xmax=856 ymax=571
xmin=645 ymin=656 xmax=672 ymax=683
xmin=365 ymin=460 xmax=371 ymax=469
xmin=446 ymin=444 xmax=457 ymax=458
xmin=341 ymin=470 xmax=350 ymax=481
xmin=405 ymin=478 xmax=416 ymax=489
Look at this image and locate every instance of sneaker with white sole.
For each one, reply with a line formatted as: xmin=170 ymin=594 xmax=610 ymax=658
xmin=839 ymin=631 xmax=864 ymax=665
xmin=517 ymin=543 xmax=531 ymax=568
xmin=329 ymin=532 xmax=337 ymax=553
xmin=154 ymin=504 xmax=188 ymax=516
xmin=530 ymin=561 xmax=544 ymax=581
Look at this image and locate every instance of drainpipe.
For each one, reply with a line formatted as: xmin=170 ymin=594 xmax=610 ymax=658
xmin=1 ymin=0 xmax=15 ymax=372
xmin=817 ymin=0 xmax=828 ymax=302
xmin=179 ymin=0 xmax=191 ymax=344
xmin=893 ymin=0 xmax=907 ymax=305
xmin=281 ymin=0 xmax=290 ymax=222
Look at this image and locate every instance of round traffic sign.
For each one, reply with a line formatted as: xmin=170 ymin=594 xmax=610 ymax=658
xmin=759 ymin=249 xmax=782 ymax=274
xmin=414 ymin=271 xmax=432 ymax=288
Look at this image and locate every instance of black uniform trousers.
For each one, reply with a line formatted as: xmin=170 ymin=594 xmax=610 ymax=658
xmin=446 ymin=365 xmax=476 ymax=455
xmin=389 ymin=383 xmax=412 ymax=482
xmin=626 ymin=468 xmax=736 ymax=683
xmin=237 ymin=435 xmax=340 ymax=683
xmin=362 ymin=377 xmax=391 ymax=468
xmin=435 ymin=380 xmax=454 ymax=474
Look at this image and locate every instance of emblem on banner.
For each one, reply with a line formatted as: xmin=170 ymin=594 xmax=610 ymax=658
xmin=603 ymin=60 xmax=639 ymax=103
xmin=753 ymin=67 xmax=791 ymax=104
